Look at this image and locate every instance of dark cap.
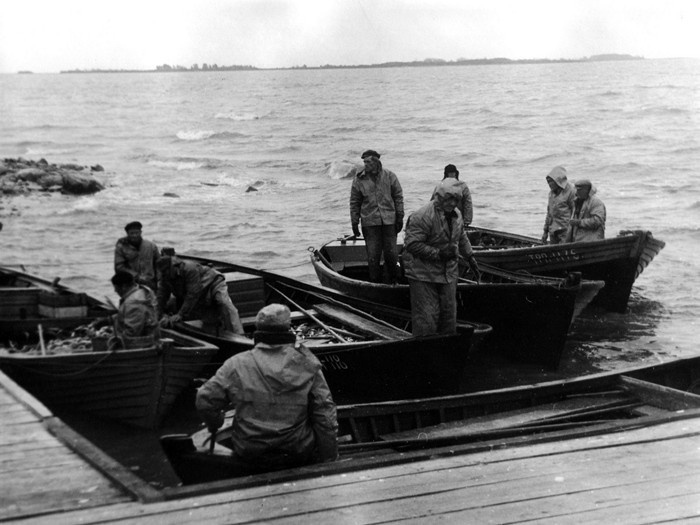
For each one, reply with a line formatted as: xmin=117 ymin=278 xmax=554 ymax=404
xmin=124 ymin=221 xmax=142 ymax=232
xmin=361 ymin=150 xmax=381 ymax=159
xmin=444 ymin=164 xmax=459 ymax=176
xmin=111 ymin=271 xmax=134 ymax=287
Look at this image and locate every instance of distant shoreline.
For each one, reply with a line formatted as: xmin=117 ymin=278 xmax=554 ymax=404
xmin=54 ymin=54 xmax=644 ymax=74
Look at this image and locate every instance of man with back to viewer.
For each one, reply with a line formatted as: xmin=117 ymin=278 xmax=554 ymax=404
xmin=109 ymin=270 xmax=160 ymax=349
xmin=431 ymin=164 xmax=473 ymax=228
xmin=349 ymin=149 xmax=404 ymax=284
xmin=196 ymin=303 xmax=338 ymax=474
xmin=114 ymin=221 xmax=160 ymax=290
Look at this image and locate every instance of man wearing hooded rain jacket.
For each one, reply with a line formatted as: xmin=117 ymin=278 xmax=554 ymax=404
xmin=541 ymin=166 xmax=575 ymax=244
xmin=565 ymin=179 xmax=606 ymax=242
xmin=402 ymin=179 xmax=481 ymax=337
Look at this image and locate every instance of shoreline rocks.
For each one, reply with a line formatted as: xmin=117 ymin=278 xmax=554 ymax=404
xmin=0 ymin=158 xmax=105 ymax=196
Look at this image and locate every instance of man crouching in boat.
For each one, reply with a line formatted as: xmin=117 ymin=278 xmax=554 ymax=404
xmin=110 ymin=271 xmax=160 ymax=349
xmin=196 ymin=304 xmax=339 ymax=474
xmin=155 ymin=254 xmax=245 ymax=335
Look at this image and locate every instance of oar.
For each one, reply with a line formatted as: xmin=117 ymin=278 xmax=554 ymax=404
xmin=266 ymin=283 xmax=347 ymax=343
xmin=37 ymin=323 xmax=46 ymax=355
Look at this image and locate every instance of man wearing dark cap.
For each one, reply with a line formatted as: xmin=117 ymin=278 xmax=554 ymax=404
xmin=196 ymin=303 xmax=338 ymax=474
xmin=565 ymin=179 xmax=606 ymax=242
xmin=349 ymin=149 xmax=404 ymax=283
xmin=431 ymin=164 xmax=473 ymax=227
xmin=114 ymin=221 xmax=160 ymax=290
xmin=156 ymin=254 xmax=245 ymax=335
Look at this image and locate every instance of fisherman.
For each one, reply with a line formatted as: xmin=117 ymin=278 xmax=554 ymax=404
xmin=109 ymin=270 xmax=160 ymax=349
xmin=114 ymin=221 xmax=160 ymax=290
xmin=541 ymin=166 xmax=575 ymax=244
xmin=156 ymin=253 xmax=245 ymax=335
xmin=196 ymin=303 xmax=338 ymax=473
xmin=431 ymin=164 xmax=473 ymax=227
xmin=402 ymin=179 xmax=481 ymax=336
xmin=565 ymin=179 xmax=606 ymax=242
xmin=349 ymin=149 xmax=404 ymax=284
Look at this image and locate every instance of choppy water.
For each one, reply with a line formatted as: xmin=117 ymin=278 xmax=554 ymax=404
xmin=2 ymin=58 xmax=699 ymax=486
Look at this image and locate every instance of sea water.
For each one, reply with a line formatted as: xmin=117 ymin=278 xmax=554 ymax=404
xmin=1 ymin=58 xmax=699 ymax=485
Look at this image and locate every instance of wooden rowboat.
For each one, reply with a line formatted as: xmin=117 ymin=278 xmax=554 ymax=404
xmin=160 ymin=353 xmax=700 ymax=487
xmin=0 ymin=265 xmax=114 ymax=339
xmin=310 ymin=237 xmax=605 ymax=369
xmin=0 ymin=266 xmax=219 ymax=429
xmin=467 ymin=226 xmax=665 ymax=312
xmin=171 ymin=255 xmax=492 ymax=404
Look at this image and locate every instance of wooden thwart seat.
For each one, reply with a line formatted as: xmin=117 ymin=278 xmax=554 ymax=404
xmin=313 ymin=302 xmax=410 ymax=340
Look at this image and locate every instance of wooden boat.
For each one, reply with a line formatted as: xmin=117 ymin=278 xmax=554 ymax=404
xmin=160 ymin=353 xmax=700 ymax=486
xmin=0 ymin=265 xmax=114 ymax=340
xmin=310 ymin=237 xmax=605 ymax=369
xmin=171 ymin=255 xmax=492 ymax=404
xmin=0 ymin=266 xmax=219 ymax=429
xmin=467 ymin=226 xmax=666 ymax=312
xmin=0 ymin=327 xmax=218 ymax=429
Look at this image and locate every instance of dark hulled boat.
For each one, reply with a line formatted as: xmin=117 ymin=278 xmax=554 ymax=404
xmin=467 ymin=226 xmax=665 ymax=312
xmin=310 ymin=237 xmax=604 ymax=369
xmin=171 ymin=255 xmax=492 ymax=404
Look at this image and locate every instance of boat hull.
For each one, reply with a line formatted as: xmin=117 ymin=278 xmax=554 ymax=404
xmin=310 ymin=238 xmax=604 ymax=369
xmin=174 ymin=256 xmax=490 ymax=403
xmin=0 ymin=328 xmax=218 ymax=429
xmin=468 ymin=227 xmax=665 ymax=312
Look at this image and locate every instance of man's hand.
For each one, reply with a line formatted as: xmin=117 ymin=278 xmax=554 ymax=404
xmin=159 ymin=313 xmax=182 ymax=328
xmin=541 ymin=230 xmax=549 ymax=243
xmin=351 ymin=223 xmax=361 ymax=238
xmin=569 ymin=219 xmax=581 ymax=227
xmin=438 ymin=246 xmax=458 ymax=261
xmin=468 ymin=255 xmax=481 ymax=283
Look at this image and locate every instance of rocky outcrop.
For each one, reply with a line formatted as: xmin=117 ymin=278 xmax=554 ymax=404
xmin=0 ymin=158 xmax=105 ymax=195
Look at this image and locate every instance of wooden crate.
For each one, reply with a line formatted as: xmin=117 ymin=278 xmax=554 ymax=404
xmin=224 ymin=273 xmax=266 ymax=318
xmin=0 ymin=288 xmax=41 ymax=317
xmin=38 ymin=291 xmax=88 ymax=318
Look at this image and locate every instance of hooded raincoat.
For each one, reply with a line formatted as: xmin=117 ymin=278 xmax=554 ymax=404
xmin=115 ymin=284 xmax=160 ymax=348
xmin=430 ymin=179 xmax=473 ymax=226
xmin=543 ymin=169 xmax=575 ymax=243
xmin=196 ymin=338 xmax=338 ymax=468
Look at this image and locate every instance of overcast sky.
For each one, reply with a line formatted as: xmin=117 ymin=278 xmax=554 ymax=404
xmin=1 ymin=0 xmax=699 ymax=73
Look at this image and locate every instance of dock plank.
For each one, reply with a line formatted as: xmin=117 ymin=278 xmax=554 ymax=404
xmin=26 ymin=417 xmax=700 ymax=524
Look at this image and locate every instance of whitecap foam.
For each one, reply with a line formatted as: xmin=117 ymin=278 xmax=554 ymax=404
xmin=326 ymin=160 xmax=361 ymax=180
xmin=214 ymin=112 xmax=260 ymax=121
xmin=176 ymin=130 xmax=217 ymax=141
xmin=147 ymin=159 xmax=206 ymax=171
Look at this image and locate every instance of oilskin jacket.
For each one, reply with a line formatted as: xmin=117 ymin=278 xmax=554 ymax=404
xmin=114 ymin=238 xmax=160 ymax=289
xmin=349 ymin=164 xmax=404 ymax=227
xmin=403 ymin=201 xmax=474 ymax=283
xmin=115 ymin=284 xmax=160 ymax=347
xmin=544 ymin=176 xmax=575 ymax=237
xmin=431 ymin=179 xmax=473 ymax=226
xmin=156 ymin=258 xmax=225 ymax=319
xmin=565 ymin=192 xmax=606 ymax=243
xmin=196 ymin=338 xmax=339 ymax=464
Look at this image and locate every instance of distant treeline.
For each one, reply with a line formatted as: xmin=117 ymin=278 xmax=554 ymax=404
xmin=58 ymin=54 xmax=643 ymax=74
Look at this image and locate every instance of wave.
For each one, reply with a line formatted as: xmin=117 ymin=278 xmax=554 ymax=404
xmin=326 ymin=160 xmax=361 ymax=180
xmin=175 ymin=130 xmax=248 ymax=142
xmin=214 ymin=111 xmax=261 ymax=121
xmin=147 ymin=158 xmax=225 ymax=171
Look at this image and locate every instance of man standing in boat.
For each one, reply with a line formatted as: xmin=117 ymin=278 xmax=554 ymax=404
xmin=565 ymin=179 xmax=606 ymax=242
xmin=109 ymin=270 xmax=160 ymax=349
xmin=155 ymin=253 xmax=245 ymax=335
xmin=402 ymin=179 xmax=481 ymax=336
xmin=196 ymin=303 xmax=338 ymax=473
xmin=431 ymin=164 xmax=473 ymax=228
xmin=114 ymin=221 xmax=160 ymax=290
xmin=350 ymin=149 xmax=404 ymax=284
xmin=541 ymin=166 xmax=575 ymax=244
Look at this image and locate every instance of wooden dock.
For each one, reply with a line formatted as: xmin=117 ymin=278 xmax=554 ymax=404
xmin=3 ymin=362 xmax=700 ymax=524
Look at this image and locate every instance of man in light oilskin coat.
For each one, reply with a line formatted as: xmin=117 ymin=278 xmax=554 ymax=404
xmin=565 ymin=179 xmax=606 ymax=242
xmin=196 ymin=303 xmax=338 ymax=474
xmin=402 ymin=179 xmax=481 ymax=337
xmin=349 ymin=149 xmax=404 ymax=284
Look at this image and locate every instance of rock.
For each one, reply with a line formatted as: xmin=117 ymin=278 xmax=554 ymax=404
xmin=61 ymin=171 xmax=105 ymax=194
xmin=90 ymin=164 xmax=104 ymax=172
xmin=245 ymin=186 xmax=258 ymax=192
xmin=59 ymin=163 xmax=84 ymax=171
xmin=15 ymin=168 xmax=47 ymax=182
xmin=163 ymin=192 xmax=180 ymax=198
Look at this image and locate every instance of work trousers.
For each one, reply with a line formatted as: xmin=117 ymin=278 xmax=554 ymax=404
xmin=408 ymin=279 xmax=458 ymax=337
xmin=362 ymin=224 xmax=399 ymax=283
